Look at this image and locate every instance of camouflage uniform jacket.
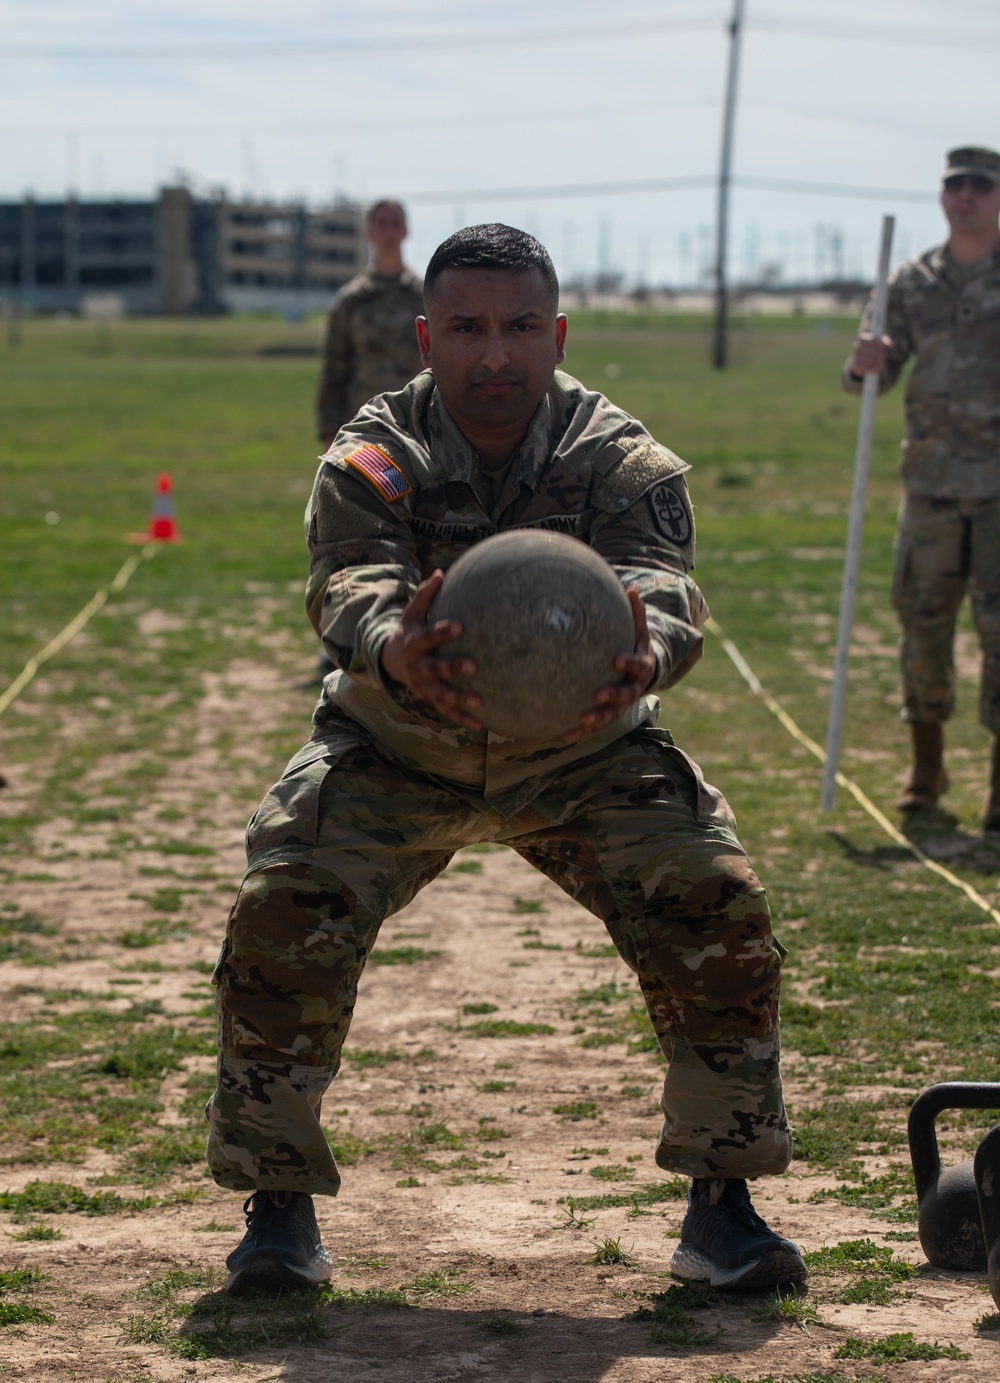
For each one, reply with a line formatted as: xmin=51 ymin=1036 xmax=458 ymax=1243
xmin=304 ymin=368 xmax=709 ymax=802
xmin=315 ymin=267 xmax=424 ymax=438
xmin=842 ymin=241 xmax=1000 ymax=498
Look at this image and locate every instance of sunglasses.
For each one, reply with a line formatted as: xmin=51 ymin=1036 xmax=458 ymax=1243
xmin=943 ymin=174 xmax=997 ymax=194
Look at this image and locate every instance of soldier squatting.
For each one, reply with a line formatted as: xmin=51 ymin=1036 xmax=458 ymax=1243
xmin=210 ymin=223 xmax=808 ymax=1297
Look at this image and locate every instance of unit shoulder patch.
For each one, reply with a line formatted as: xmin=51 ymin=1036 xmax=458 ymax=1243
xmin=649 ymin=482 xmax=692 ymax=545
xmin=342 ymin=444 xmax=413 ymax=502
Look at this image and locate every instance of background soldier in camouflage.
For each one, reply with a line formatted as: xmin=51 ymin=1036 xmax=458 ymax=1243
xmin=845 ymin=147 xmax=1000 ymax=827
xmin=315 ymin=199 xmax=424 ymax=447
xmin=212 ymin=224 xmax=805 ymax=1297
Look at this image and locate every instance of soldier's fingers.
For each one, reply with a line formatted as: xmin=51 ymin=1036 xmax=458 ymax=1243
xmin=422 ymin=685 xmax=483 ymax=730
xmin=409 ymin=658 xmax=481 ymax=697
xmin=626 ymin=587 xmax=650 ymax=654
xmin=563 ymin=706 xmax=619 ymax=742
xmin=594 ymin=678 xmax=644 ymax=709
xmin=614 ymin=651 xmax=655 ymax=680
xmin=401 ymin=570 xmax=445 ymax=629
xmin=407 ymin=620 xmax=465 ymax=657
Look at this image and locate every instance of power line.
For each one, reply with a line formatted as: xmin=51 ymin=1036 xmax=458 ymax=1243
xmin=0 ymin=16 xmax=717 ymax=61
xmin=2 ymin=11 xmax=998 ymax=61
xmin=753 ymin=13 xmax=1000 ymax=50
xmin=400 ymin=173 xmax=937 ymax=205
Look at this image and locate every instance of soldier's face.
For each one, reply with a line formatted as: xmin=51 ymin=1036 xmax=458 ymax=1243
xmin=367 ymin=203 xmax=407 ymax=253
xmin=941 ymin=177 xmax=1000 ymax=237
xmin=417 ymin=268 xmax=567 ymax=435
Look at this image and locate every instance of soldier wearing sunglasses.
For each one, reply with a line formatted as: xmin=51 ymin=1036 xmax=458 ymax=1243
xmin=844 ymin=146 xmax=1000 ymax=830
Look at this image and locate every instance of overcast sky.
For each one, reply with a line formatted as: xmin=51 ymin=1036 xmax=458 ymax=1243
xmin=1 ymin=0 xmax=997 ymax=287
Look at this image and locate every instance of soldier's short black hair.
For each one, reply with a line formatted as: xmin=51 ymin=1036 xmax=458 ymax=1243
xmin=424 ymin=224 xmax=559 ymax=303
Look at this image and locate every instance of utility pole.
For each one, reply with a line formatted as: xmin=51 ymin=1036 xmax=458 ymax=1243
xmin=712 ymin=0 xmax=745 ymax=369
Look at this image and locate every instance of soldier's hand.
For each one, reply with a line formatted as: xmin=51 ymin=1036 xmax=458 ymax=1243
xmin=849 ymin=332 xmax=891 ymax=377
xmin=564 ymin=587 xmax=656 ymax=743
xmin=380 ymin=570 xmax=483 ymax=730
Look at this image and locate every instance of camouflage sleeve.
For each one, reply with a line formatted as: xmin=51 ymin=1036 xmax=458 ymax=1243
xmin=841 ymin=270 xmax=913 ymax=396
xmin=304 ymin=457 xmax=420 ymax=686
xmin=588 ymin=444 xmax=707 ymax=692
xmin=316 ymin=300 xmax=353 ymax=438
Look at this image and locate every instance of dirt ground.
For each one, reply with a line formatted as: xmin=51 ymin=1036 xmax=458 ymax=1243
xmin=1 ymin=653 xmax=999 ymax=1382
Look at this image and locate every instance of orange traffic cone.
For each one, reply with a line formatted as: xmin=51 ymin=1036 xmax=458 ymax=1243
xmin=128 ymin=473 xmax=182 ymax=543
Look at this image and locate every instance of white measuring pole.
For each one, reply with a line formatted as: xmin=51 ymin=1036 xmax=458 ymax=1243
xmin=820 ymin=215 xmax=895 ymax=811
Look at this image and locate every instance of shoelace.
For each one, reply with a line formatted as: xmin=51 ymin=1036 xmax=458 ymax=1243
xmin=241 ymin=1190 xmax=294 ymax=1230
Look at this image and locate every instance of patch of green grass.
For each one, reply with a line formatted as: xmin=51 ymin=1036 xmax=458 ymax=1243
xmin=462 ymin=1002 xmax=499 ymax=1015
xmin=0 ymin=1299 xmax=55 ymax=1326
xmin=326 ymin=1129 xmax=380 ymax=1166
xmin=792 ymin=1100 xmax=905 ymax=1168
xmin=553 ymin=1100 xmax=599 ymax=1121
xmin=588 ymin=1164 xmax=636 ymax=1182
xmin=368 ymin=945 xmax=443 ymax=966
xmin=8 ymin=1220 xmax=64 ymax=1241
xmin=553 ymin=1197 xmax=597 ymax=1231
xmin=129 ymin=886 xmax=185 ymax=913
xmin=834 ymin=1332 xmax=969 ymax=1362
xmin=623 ymin=1281 xmax=720 ymax=1346
xmin=590 ymin=1236 xmax=638 ymax=1269
xmin=577 ymin=1031 xmax=621 ymax=1047
xmin=708 ymin=1373 xmax=863 ymax=1382
xmin=476 ymin=1079 xmax=516 ymax=1092
xmin=0 ymin=1266 xmax=53 ymax=1327
xmin=807 ymin=1167 xmax=917 ymax=1223
xmin=975 ymin=1312 xmax=1000 ymax=1332
xmin=559 ymin=1178 xmax=688 ymax=1213
xmin=513 ymin=898 xmax=545 ymax=914
xmin=448 ymin=860 xmax=483 ymax=874
xmin=804 ymin=1238 xmax=916 ymax=1305
xmin=0 ymin=1180 xmax=159 ymax=1218
xmin=345 ymin=1046 xmax=403 ymax=1069
xmin=751 ymin=1288 xmax=822 ymax=1334
xmin=574 ymin=940 xmax=619 ymax=958
xmin=404 ymin=1269 xmax=472 ymax=1299
xmin=122 ymin=1128 xmax=206 ymax=1184
xmin=463 ymin=1019 xmax=555 ymax=1039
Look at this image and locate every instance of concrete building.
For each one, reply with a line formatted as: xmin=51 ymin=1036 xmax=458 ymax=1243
xmin=0 ymin=186 xmax=364 ymax=315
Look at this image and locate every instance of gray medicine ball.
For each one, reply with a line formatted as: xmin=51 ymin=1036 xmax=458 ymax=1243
xmin=430 ymin=529 xmax=634 ymax=739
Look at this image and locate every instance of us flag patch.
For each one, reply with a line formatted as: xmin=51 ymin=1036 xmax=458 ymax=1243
xmin=343 ymin=444 xmax=412 ymax=502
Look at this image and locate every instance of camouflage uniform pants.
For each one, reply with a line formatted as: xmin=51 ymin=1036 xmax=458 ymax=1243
xmin=206 ymin=719 xmax=791 ymax=1195
xmin=892 ymin=494 xmax=1000 ymax=732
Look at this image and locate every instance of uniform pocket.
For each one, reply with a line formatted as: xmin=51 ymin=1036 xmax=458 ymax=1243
xmin=246 ymin=735 xmax=361 ymax=856
xmin=632 ymin=728 xmax=737 ymax=832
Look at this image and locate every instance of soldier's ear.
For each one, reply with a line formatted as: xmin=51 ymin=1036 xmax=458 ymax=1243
xmin=416 ymin=317 xmax=432 ymax=367
xmin=555 ymin=314 xmax=568 ymax=366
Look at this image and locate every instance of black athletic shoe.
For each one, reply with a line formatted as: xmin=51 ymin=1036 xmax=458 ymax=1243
xmin=225 ymin=1190 xmax=333 ymax=1296
xmin=670 ymin=1178 xmax=807 ymax=1291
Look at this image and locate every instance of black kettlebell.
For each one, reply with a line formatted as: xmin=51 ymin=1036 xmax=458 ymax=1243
xmin=974 ymin=1124 xmax=1000 ymax=1309
xmin=907 ymin=1082 xmax=1000 ymax=1271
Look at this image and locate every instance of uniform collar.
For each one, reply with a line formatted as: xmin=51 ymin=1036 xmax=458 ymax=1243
xmin=364 ymin=265 xmax=420 ymax=290
xmin=426 ymin=383 xmax=558 ymax=491
xmin=930 ymin=239 xmax=1000 ymax=285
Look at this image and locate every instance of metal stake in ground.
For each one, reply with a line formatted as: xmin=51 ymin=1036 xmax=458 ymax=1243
xmin=820 ymin=214 xmax=895 ymax=811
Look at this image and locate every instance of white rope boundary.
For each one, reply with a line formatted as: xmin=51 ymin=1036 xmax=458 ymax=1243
xmin=0 ymin=545 xmax=157 ymax=721
xmin=705 ymin=615 xmax=1000 ymax=928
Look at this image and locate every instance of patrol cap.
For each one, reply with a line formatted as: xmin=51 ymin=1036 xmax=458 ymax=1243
xmin=943 ymin=146 xmax=1000 ymax=185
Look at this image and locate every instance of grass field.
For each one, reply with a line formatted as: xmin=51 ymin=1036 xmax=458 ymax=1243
xmin=2 ymin=311 xmax=999 ymax=1378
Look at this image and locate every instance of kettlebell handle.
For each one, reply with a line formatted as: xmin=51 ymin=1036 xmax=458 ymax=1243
xmin=908 ymin=1082 xmax=1000 ymax=1202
